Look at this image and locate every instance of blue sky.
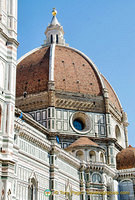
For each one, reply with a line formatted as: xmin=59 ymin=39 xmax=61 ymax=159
xmin=18 ymin=0 xmax=135 ymax=146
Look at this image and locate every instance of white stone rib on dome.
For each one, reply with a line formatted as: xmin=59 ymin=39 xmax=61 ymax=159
xmin=49 ymin=44 xmax=55 ymax=81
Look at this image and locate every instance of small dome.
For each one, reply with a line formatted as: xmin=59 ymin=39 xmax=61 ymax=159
xmin=116 ymin=146 xmax=135 ymax=170
xmin=65 ymin=137 xmax=98 ymax=151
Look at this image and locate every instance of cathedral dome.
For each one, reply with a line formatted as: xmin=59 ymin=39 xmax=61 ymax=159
xmin=16 ymin=44 xmax=122 ymax=113
xmin=16 ymin=45 xmax=102 ymax=97
xmin=116 ymin=146 xmax=135 ymax=170
xmin=16 ymin=9 xmax=122 ymax=115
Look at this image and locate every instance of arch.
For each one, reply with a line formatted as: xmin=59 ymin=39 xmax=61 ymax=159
xmin=0 ymin=62 xmax=4 ymax=89
xmin=103 ymin=174 xmax=107 ymax=184
xmin=76 ymin=150 xmax=84 ymax=160
xmin=51 ymin=35 xmax=53 ymax=43
xmin=28 ymin=173 xmax=38 ymax=200
xmin=56 ymin=34 xmax=58 ymax=44
xmin=0 ymin=105 xmax=2 ymax=130
xmin=119 ymin=178 xmax=132 ymax=184
xmin=100 ymin=152 xmax=104 ymax=163
xmin=89 ymin=150 xmax=96 ymax=162
xmin=115 ymin=125 xmax=121 ymax=143
xmin=119 ymin=180 xmax=134 ymax=199
xmin=92 ymin=173 xmax=102 ymax=183
xmin=65 ymin=179 xmax=72 ymax=200
xmin=107 ymin=185 xmax=112 ymax=199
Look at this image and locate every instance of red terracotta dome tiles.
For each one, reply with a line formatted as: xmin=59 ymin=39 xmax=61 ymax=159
xmin=16 ymin=47 xmax=50 ymax=97
xmin=116 ymin=146 xmax=135 ymax=170
xmin=54 ymin=46 xmax=102 ymax=95
xmin=65 ymin=137 xmax=98 ymax=151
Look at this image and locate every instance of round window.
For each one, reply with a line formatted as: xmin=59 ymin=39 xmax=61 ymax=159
xmin=73 ymin=119 xmax=85 ymax=131
xmin=70 ymin=112 xmax=92 ymax=134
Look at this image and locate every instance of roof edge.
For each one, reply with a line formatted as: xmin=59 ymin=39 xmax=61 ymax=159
xmin=17 ymin=46 xmax=46 ymax=65
xmin=102 ymin=74 xmax=122 ymax=110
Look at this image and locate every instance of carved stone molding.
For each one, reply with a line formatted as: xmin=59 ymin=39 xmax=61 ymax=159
xmin=16 ymin=91 xmax=49 ymax=112
xmin=19 ymin=131 xmax=51 ymax=152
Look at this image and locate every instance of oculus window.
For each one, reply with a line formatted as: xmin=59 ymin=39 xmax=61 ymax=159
xmin=70 ymin=112 xmax=92 ymax=134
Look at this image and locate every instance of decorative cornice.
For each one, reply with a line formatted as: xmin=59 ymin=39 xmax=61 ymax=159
xmin=109 ymin=101 xmax=122 ymax=122
xmin=15 ymin=107 xmax=49 ymax=135
xmin=19 ymin=131 xmax=51 ymax=152
xmin=117 ymin=171 xmax=135 ymax=178
xmin=56 ymin=98 xmax=94 ymax=110
xmin=0 ymin=28 xmax=19 ymax=46
xmin=86 ymin=162 xmax=116 ymax=178
xmin=16 ymin=91 xmax=49 ymax=112
xmin=117 ymin=168 xmax=135 ymax=174
xmin=55 ymin=91 xmax=105 ymax=112
xmin=0 ymin=159 xmax=15 ymax=165
xmin=55 ymin=146 xmax=81 ymax=169
xmin=114 ymin=142 xmax=123 ymax=151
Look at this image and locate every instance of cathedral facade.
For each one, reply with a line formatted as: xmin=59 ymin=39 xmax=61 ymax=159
xmin=0 ymin=2 xmax=135 ymax=200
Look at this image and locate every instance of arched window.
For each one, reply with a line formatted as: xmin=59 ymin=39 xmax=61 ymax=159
xmin=51 ymin=35 xmax=53 ymax=43
xmin=56 ymin=34 xmax=58 ymax=44
xmin=65 ymin=180 xmax=72 ymax=200
xmin=76 ymin=150 xmax=84 ymax=160
xmin=119 ymin=180 xmax=134 ymax=200
xmin=92 ymin=173 xmax=102 ymax=183
xmin=100 ymin=153 xmax=104 ymax=163
xmin=115 ymin=125 xmax=121 ymax=143
xmin=107 ymin=185 xmax=111 ymax=199
xmin=87 ymin=195 xmax=90 ymax=200
xmin=0 ymin=62 xmax=4 ymax=88
xmin=0 ymin=105 xmax=2 ymax=130
xmin=28 ymin=174 xmax=38 ymax=200
xmin=89 ymin=151 xmax=96 ymax=162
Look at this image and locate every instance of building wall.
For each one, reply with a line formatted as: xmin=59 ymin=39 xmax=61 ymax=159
xmin=29 ymin=108 xmax=106 ymax=137
xmin=12 ymin=115 xmax=125 ymax=200
xmin=28 ymin=107 xmax=125 ymax=146
xmin=13 ymin=117 xmax=81 ymax=200
xmin=28 ymin=107 xmax=126 ymax=170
